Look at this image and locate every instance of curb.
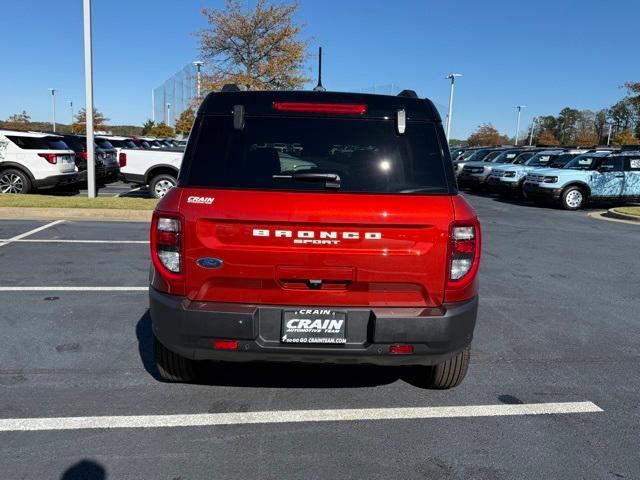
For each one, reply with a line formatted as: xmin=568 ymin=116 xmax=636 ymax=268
xmin=604 ymin=209 xmax=640 ymax=223
xmin=0 ymin=207 xmax=152 ymax=223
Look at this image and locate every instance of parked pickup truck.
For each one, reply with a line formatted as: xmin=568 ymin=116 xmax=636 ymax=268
xmin=97 ymin=135 xmax=183 ymax=198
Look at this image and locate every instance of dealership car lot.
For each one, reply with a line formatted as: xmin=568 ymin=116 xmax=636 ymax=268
xmin=1 ymin=194 xmax=639 ymax=479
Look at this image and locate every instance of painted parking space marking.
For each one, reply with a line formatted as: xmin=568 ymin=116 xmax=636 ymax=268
xmin=0 ymin=220 xmax=65 ymax=247
xmin=0 ymin=402 xmax=602 ymax=432
xmin=0 ymin=239 xmax=149 ymax=244
xmin=0 ymin=286 xmax=148 ymax=291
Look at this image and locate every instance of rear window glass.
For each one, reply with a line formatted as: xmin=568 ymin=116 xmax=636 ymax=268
xmin=6 ymin=135 xmax=69 ymax=150
xmin=95 ymin=139 xmax=114 ymax=149
xmin=182 ymin=116 xmax=450 ymax=194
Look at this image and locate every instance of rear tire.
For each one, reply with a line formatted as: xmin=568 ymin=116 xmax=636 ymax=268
xmin=149 ymin=173 xmax=176 ymax=199
xmin=154 ymin=336 xmax=197 ymax=383
xmin=425 ymin=346 xmax=470 ymax=389
xmin=561 ymin=186 xmax=585 ymax=210
xmin=0 ymin=169 xmax=32 ymax=194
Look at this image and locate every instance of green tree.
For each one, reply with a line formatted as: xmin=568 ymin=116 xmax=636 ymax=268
xmin=607 ymin=100 xmax=633 ymax=132
xmin=142 ymin=119 xmax=156 ymax=135
xmin=4 ymin=111 xmax=31 ymax=131
xmin=556 ymin=107 xmax=580 ymax=144
xmin=149 ymin=122 xmax=175 ymax=137
xmin=72 ymin=108 xmax=109 ymax=134
xmin=174 ymin=107 xmax=195 ymax=136
xmin=467 ymin=123 xmax=509 ymax=146
xmin=536 ymin=128 xmax=561 ymax=146
xmin=197 ymin=0 xmax=309 ymax=91
xmin=612 ymin=128 xmax=638 ymax=145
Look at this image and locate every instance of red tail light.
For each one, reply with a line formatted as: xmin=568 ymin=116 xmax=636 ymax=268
xmin=151 ymin=215 xmax=182 ymax=275
xmin=119 ymin=152 xmax=127 ymax=167
xmin=445 ymin=222 xmax=481 ymax=303
xmin=38 ymin=153 xmax=57 ymax=164
xmin=272 ymin=102 xmax=367 ymax=115
xmin=80 ymin=151 xmax=89 ymax=161
xmin=389 ymin=344 xmax=414 ymax=354
xmin=213 ymin=340 xmax=239 ymax=351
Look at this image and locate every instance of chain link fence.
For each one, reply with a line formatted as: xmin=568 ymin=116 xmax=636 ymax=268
xmin=152 ymin=64 xmax=199 ymax=126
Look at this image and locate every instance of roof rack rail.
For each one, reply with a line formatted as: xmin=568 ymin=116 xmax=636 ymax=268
xmin=221 ymin=84 xmax=241 ymax=93
xmin=397 ymin=89 xmax=418 ymax=98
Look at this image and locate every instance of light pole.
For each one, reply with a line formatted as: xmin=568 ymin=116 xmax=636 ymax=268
xmin=166 ymin=103 xmax=171 ymax=127
xmin=151 ymin=89 xmax=155 ymax=123
xmin=69 ymin=101 xmax=74 ymax=125
xmin=193 ymin=61 xmax=204 ymax=103
xmin=607 ymin=123 xmax=613 ymax=146
xmin=48 ymin=88 xmax=56 ymax=132
xmin=83 ymin=0 xmax=96 ymax=198
xmin=514 ymin=105 xmax=526 ymax=146
xmin=528 ymin=116 xmax=537 ymax=146
xmin=445 ymin=73 xmax=462 ymax=142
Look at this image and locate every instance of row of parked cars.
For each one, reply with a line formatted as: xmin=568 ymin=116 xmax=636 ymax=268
xmin=0 ymin=129 xmax=186 ymax=198
xmin=451 ymin=145 xmax=640 ymax=209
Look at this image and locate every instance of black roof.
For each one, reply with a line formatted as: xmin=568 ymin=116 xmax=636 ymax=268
xmin=198 ymin=90 xmax=442 ymax=122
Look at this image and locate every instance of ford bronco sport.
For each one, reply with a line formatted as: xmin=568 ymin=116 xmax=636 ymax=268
xmin=149 ymin=89 xmax=481 ymax=388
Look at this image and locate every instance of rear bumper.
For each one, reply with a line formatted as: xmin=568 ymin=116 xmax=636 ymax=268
xmin=150 ymin=288 xmax=478 ymax=366
xmin=523 ymin=182 xmax=562 ymax=201
xmin=33 ymin=172 xmax=78 ymax=189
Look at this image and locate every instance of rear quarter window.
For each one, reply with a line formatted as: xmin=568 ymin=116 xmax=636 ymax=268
xmin=181 ymin=115 xmax=451 ymax=194
xmin=6 ymin=135 xmax=69 ymax=150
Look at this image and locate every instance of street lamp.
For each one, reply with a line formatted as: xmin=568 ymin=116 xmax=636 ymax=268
xmin=514 ymin=105 xmax=527 ymax=146
xmin=193 ymin=61 xmax=204 ymax=103
xmin=166 ymin=103 xmax=172 ymax=126
xmin=48 ymin=88 xmax=56 ymax=132
xmin=83 ymin=0 xmax=96 ymax=198
xmin=528 ymin=116 xmax=537 ymax=146
xmin=69 ymin=101 xmax=74 ymax=125
xmin=606 ymin=123 xmax=613 ymax=146
xmin=445 ymin=73 xmax=462 ymax=142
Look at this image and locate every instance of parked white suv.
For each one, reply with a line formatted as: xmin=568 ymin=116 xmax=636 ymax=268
xmin=0 ymin=130 xmax=77 ymax=194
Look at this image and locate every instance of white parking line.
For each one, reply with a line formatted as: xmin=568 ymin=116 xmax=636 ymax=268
xmin=0 ymin=239 xmax=148 ymax=244
xmin=0 ymin=286 xmax=148 ymax=291
xmin=0 ymin=402 xmax=602 ymax=432
xmin=0 ymin=220 xmax=65 ymax=247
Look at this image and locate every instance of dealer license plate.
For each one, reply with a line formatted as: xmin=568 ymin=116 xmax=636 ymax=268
xmin=281 ymin=309 xmax=346 ymax=344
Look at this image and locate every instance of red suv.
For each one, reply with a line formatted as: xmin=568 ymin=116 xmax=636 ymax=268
xmin=150 ymin=89 xmax=481 ymax=388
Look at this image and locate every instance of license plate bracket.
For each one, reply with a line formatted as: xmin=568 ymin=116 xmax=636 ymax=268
xmin=281 ymin=309 xmax=347 ymax=344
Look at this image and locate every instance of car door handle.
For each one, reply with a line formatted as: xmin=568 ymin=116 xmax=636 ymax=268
xmin=614 ymin=173 xmax=625 ymax=178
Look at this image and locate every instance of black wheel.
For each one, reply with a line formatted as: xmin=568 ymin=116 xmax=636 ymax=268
xmin=149 ymin=173 xmax=176 ymax=199
xmin=560 ymin=185 xmax=585 ymax=210
xmin=0 ymin=169 xmax=32 ymax=194
xmin=154 ymin=336 xmax=197 ymax=382
xmin=424 ymin=347 xmax=470 ymax=389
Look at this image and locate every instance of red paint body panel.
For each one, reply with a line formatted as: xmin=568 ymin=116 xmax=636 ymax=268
xmin=152 ymin=187 xmax=480 ymax=307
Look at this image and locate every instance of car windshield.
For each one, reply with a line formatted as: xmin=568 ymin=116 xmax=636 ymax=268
xmin=464 ymin=149 xmax=490 ymax=162
xmin=494 ymin=151 xmax=520 ymax=163
xmin=564 ymin=154 xmax=604 ymax=170
xmin=525 ymin=153 xmax=558 ymax=167
xmin=95 ymin=139 xmax=115 ymax=149
xmin=182 ymin=116 xmax=450 ymax=194
xmin=513 ymin=151 xmax=535 ymax=164
xmin=483 ymin=151 xmax=504 ymax=162
xmin=548 ymin=153 xmax=579 ymax=168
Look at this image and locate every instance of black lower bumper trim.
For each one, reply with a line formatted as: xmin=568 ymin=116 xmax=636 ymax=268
xmin=150 ymin=288 xmax=478 ymax=366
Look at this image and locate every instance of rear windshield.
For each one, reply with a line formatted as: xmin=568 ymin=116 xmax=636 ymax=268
xmin=182 ymin=116 xmax=450 ymax=194
xmin=6 ymin=135 xmax=69 ymax=150
xmin=95 ymin=139 xmax=115 ymax=150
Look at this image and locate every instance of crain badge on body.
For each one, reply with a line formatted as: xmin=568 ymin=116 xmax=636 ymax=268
xmin=187 ymin=196 xmax=214 ymax=204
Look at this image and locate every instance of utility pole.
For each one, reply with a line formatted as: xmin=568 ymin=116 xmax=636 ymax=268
xmin=151 ymin=89 xmax=155 ymax=122
xmin=607 ymin=123 xmax=613 ymax=146
xmin=48 ymin=88 xmax=56 ymax=132
xmin=83 ymin=0 xmax=96 ymax=198
xmin=193 ymin=61 xmax=204 ymax=102
xmin=514 ymin=105 xmax=526 ymax=146
xmin=445 ymin=73 xmax=462 ymax=142
xmin=528 ymin=116 xmax=537 ymax=146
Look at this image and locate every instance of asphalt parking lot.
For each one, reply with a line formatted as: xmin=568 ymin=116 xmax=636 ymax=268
xmin=1 ymin=193 xmax=639 ymax=479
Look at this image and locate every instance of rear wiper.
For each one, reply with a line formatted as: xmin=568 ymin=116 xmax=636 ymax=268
xmin=273 ymin=172 xmax=341 ymax=189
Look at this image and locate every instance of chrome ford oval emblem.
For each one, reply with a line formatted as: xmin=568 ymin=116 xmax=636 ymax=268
xmin=196 ymin=257 xmax=223 ymax=269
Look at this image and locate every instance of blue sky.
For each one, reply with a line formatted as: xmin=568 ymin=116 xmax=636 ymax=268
xmin=1 ymin=0 xmax=639 ymax=138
